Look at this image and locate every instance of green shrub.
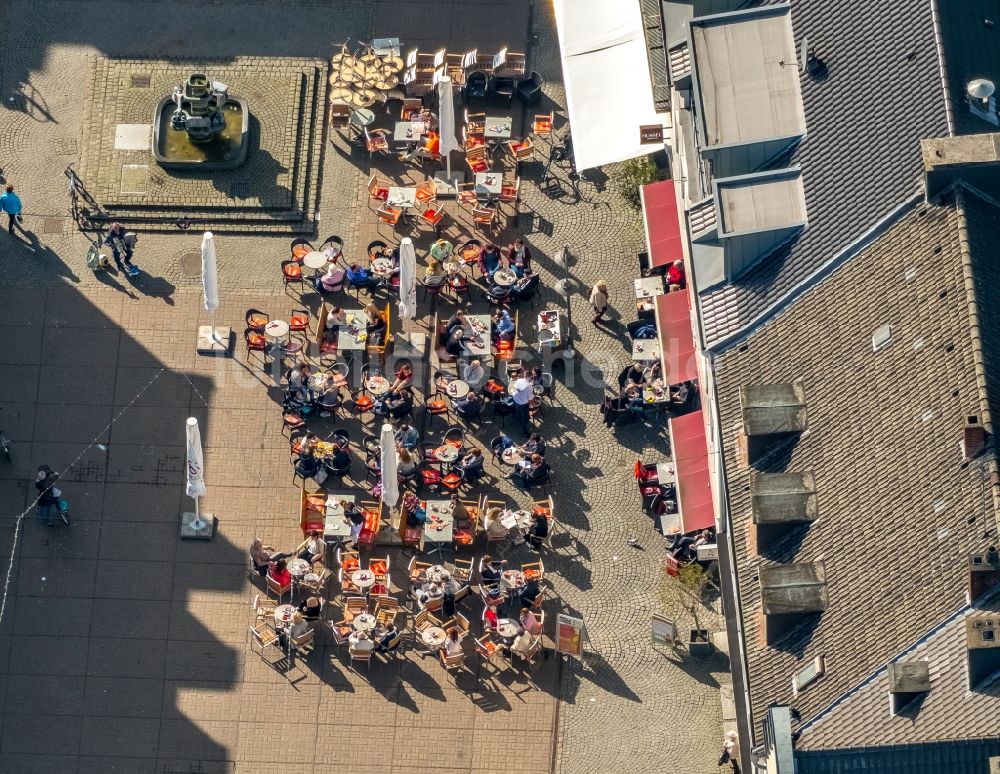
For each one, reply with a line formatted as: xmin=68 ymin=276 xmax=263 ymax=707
xmin=615 ymin=157 xmax=662 ymax=209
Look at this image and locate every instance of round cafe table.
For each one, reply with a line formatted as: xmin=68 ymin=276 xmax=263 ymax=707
xmin=287 ymin=558 xmax=311 ymax=577
xmin=352 ymin=612 xmax=377 ymax=633
xmin=366 ymin=376 xmax=391 ymax=396
xmin=302 ymin=251 xmax=328 ymax=270
xmin=446 ymin=379 xmax=470 ymax=399
xmin=502 ymin=446 xmax=525 ymax=465
xmin=274 ymin=604 xmax=295 ymax=625
xmin=426 ymin=565 xmax=451 ymax=584
xmin=264 ymin=319 xmax=289 ymax=340
xmin=434 ymin=444 xmax=460 ymax=464
xmin=495 ymin=619 xmax=520 ymax=639
xmin=501 ymin=569 xmax=525 ymax=590
xmin=421 ymin=626 xmax=447 ymax=648
xmin=493 ymin=268 xmax=517 ymax=287
xmin=381 ymin=55 xmax=405 ymax=73
xmin=351 ymin=569 xmax=376 ymax=590
xmin=371 ymin=257 xmax=394 ymax=277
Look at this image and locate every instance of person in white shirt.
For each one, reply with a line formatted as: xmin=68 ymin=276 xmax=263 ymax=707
xmin=297 ymin=529 xmax=325 ymax=562
xmin=511 ymin=373 xmax=534 ymax=437
xmin=442 ymin=628 xmax=463 ymax=657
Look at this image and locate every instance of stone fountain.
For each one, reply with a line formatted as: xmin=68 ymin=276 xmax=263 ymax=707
xmin=152 ymin=73 xmax=250 ymax=170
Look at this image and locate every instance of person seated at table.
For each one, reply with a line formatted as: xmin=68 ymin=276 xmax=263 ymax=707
xmin=526 ymin=512 xmax=549 ymax=549
xmin=389 ymin=361 xmax=414 ymax=393
xmin=287 ymin=363 xmax=312 ymax=402
xmin=510 ymin=628 xmax=534 ymax=657
xmin=316 ymin=383 xmax=343 ymax=415
xmin=453 ymin=391 xmax=483 ymax=420
xmin=507 ymin=268 xmax=539 ymax=302
xmin=424 ymin=257 xmax=446 ymax=288
xmin=667 ymin=259 xmax=686 ymax=291
xmin=669 ymin=528 xmax=713 ymax=563
xmin=416 ymin=582 xmax=442 ymax=609
xmin=351 ymin=630 xmax=374 ymax=651
xmin=277 ymin=611 xmax=310 ymax=652
xmin=326 ymin=442 xmax=351 ymax=472
xmin=455 ymin=447 xmax=485 ymax=476
xmin=491 ymin=308 xmax=515 ymax=343
xmin=394 ymin=422 xmax=419 ymax=450
xmin=325 ymin=306 xmax=347 ymax=329
xmin=442 ymin=627 xmax=463 ymax=657
xmin=445 ymin=309 xmax=466 ymax=337
xmin=478 ymin=242 xmax=503 ymax=277
xmin=429 ymin=238 xmax=453 ymax=262
xmin=505 ymin=238 xmax=532 ymax=277
xmin=269 ymin=558 xmax=292 ymax=589
xmin=480 ymin=554 xmax=504 ymax=588
xmin=296 ymin=447 xmax=322 ymax=479
xmin=250 ymin=539 xmax=290 ymax=577
xmin=375 ymin=622 xmax=400 ymax=653
xmin=511 ymin=453 xmax=547 ymax=489
xmin=364 ymin=303 xmax=386 ymax=346
xmin=520 ymin=432 xmax=545 ymax=457
xmin=462 ymin=359 xmax=487 ymax=391
xmin=401 ymin=490 xmax=425 ymax=527
xmin=643 ymin=360 xmax=662 ymax=384
xmin=519 ymin=606 xmax=542 ymax=636
xmin=297 ymin=595 xmax=324 ymax=621
xmin=484 ymin=507 xmax=508 ymax=540
xmin=384 ymin=387 xmax=414 ymax=420
xmin=397 ymin=447 xmax=417 ymax=479
xmin=624 ymin=361 xmax=645 ymax=387
xmin=297 ymin=529 xmax=325 ymax=562
xmin=317 ymin=263 xmax=346 ymax=293
xmin=516 ymin=578 xmax=541 ymax=610
xmin=346 ymin=262 xmax=377 ymax=290
xmin=419 ymin=108 xmax=439 ymax=132
xmin=439 ymin=326 xmax=465 ymax=359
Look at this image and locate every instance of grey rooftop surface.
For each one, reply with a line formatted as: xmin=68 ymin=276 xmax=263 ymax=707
xmin=714 ymin=191 xmax=1000 ymax=744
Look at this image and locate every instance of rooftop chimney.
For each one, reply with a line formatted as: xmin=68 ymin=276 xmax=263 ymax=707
xmin=969 ymin=550 xmax=1000 ymax=602
xmin=750 ymin=471 xmax=818 ymax=556
xmin=739 ymin=383 xmax=807 ymax=465
xmin=922 ymin=133 xmax=1000 ymax=200
xmin=758 ymin=561 xmax=828 ymax=645
xmin=966 ymin=615 xmax=1000 ymax=689
xmin=962 ymin=415 xmax=988 ymax=460
xmin=888 ymin=660 xmax=931 ymax=715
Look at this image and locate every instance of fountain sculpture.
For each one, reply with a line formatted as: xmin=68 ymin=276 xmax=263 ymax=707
xmin=152 ymin=73 xmax=250 ymax=170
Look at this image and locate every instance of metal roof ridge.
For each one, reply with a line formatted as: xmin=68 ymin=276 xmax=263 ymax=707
xmin=706 ymin=192 xmax=925 ymax=356
xmin=930 ymin=0 xmax=956 ymax=137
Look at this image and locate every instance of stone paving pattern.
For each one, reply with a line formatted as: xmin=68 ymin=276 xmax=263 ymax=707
xmin=0 ymin=0 xmax=727 ymax=772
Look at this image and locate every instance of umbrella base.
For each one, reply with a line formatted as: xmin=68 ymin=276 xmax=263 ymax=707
xmin=197 ymin=326 xmax=233 ymax=355
xmin=433 ymin=170 xmax=466 ymax=197
xmin=180 ymin=511 xmax=216 ymax=539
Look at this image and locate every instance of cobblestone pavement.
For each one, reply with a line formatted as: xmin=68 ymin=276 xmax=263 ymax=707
xmin=0 ymin=1 xmax=726 ymax=772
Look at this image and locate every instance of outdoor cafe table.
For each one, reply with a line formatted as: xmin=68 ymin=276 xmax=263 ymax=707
xmin=324 ymin=494 xmax=356 ymax=542
xmin=287 ymin=558 xmax=311 ymax=578
xmin=425 ymin=564 xmax=451 ymax=584
xmin=336 ymin=310 xmax=369 ymax=354
xmin=387 ymin=187 xmax=417 ymax=210
xmin=500 ymin=509 xmax=531 ymax=532
xmin=634 ymin=275 xmax=665 ymax=299
xmin=433 ymin=444 xmax=460 ymax=464
xmin=424 ymin=499 xmax=455 ymax=557
xmin=632 ymin=339 xmax=660 ymax=362
xmin=656 ymin=462 xmax=677 ymax=485
xmin=493 ymin=268 xmax=517 ymax=287
xmin=303 ymin=251 xmax=329 ymax=271
xmin=463 ymin=314 xmax=492 ymax=358
xmin=495 ymin=618 xmax=520 ymax=639
xmin=537 ymin=309 xmax=563 ymax=351
xmin=352 ymin=612 xmax=378 ymax=632
xmin=475 ymin=172 xmax=503 ymax=198
xmin=264 ymin=319 xmax=289 ymax=342
xmin=502 ymin=446 xmax=526 ymax=465
xmin=421 ymin=626 xmax=447 ymax=648
xmin=484 ymin=116 xmax=513 ymax=140
xmin=309 ymin=370 xmax=347 ymax=392
xmin=274 ymin=604 xmax=295 ymax=626
xmin=371 ymin=257 xmax=394 ymax=282
xmin=445 ymin=379 xmax=471 ymax=399
xmin=501 ymin=569 xmax=525 ymax=589
xmin=393 ymin=120 xmax=426 ymax=144
xmin=351 ymin=569 xmax=376 ymax=590
xmin=366 ymin=375 xmax=391 ymax=396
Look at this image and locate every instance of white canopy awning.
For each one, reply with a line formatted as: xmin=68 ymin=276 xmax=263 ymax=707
xmin=552 ymin=0 xmax=669 ymax=172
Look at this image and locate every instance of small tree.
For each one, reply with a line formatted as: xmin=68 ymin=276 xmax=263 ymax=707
xmin=675 ymin=562 xmax=711 ymax=638
xmin=614 ymin=157 xmax=662 ymax=209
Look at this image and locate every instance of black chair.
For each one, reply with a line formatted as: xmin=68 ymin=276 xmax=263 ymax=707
xmin=491 ymin=397 xmax=515 ymax=427
xmin=367 ymin=239 xmax=389 ymax=260
xmin=515 ymin=72 xmax=544 ymax=106
xmin=331 ymin=429 xmax=350 ymax=450
xmin=489 ymin=76 xmax=515 ymax=107
xmin=457 ymin=456 xmax=485 ymax=485
xmin=463 ymin=71 xmax=489 ymax=105
xmin=321 ymin=235 xmax=344 ymax=262
xmin=627 ymin=319 xmax=657 ymax=339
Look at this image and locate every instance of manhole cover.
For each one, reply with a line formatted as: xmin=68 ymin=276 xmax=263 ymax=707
xmin=131 ymin=75 xmax=151 ymax=88
xmin=178 ymin=251 xmax=201 ymax=276
xmin=120 ymin=164 xmax=149 ymax=194
xmin=42 ymin=218 xmax=64 ymax=235
xmin=230 ymin=181 xmax=249 ymax=199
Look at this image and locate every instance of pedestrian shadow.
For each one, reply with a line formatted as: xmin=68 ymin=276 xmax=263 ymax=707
xmin=2 ymin=80 xmax=59 ymax=123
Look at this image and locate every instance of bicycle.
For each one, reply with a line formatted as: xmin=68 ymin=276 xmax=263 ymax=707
xmin=0 ymin=408 xmax=10 ymax=461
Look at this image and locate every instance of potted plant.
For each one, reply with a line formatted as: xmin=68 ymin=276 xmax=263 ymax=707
xmin=676 ymin=562 xmax=713 ymax=657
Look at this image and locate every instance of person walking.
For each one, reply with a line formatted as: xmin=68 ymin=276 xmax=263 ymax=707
xmin=511 ymin=371 xmax=535 ymax=437
xmin=589 ymin=279 xmax=609 ymax=325
xmin=0 ymin=184 xmax=23 ymax=235
xmin=35 ymin=465 xmax=69 ymax=526
xmin=104 ymin=222 xmax=140 ymax=277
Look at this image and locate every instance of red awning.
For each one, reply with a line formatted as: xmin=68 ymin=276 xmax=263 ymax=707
xmin=641 ymin=179 xmax=682 ymax=268
xmin=655 ymin=291 xmax=698 ymax=386
xmin=669 ymin=410 xmax=715 ymax=532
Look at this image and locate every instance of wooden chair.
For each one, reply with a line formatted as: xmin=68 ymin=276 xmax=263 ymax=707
xmin=342 ymin=595 xmax=368 ymax=621
xmin=377 ymin=205 xmax=403 ymax=226
xmin=499 ymin=177 xmax=520 ymax=205
xmin=408 ymin=556 xmax=432 ymax=585
xmin=368 ymin=173 xmax=390 ymax=209
xmin=349 ymin=645 xmax=372 ymax=671
xmin=464 ymin=110 xmax=485 ymax=134
xmin=532 ymin=111 xmax=554 ymax=140
xmin=291 ymin=627 xmax=316 ymax=653
xmin=415 ymin=178 xmax=437 ymax=205
xmin=365 ymin=128 xmax=390 ymax=156
xmin=251 ymin=593 xmax=276 ymax=624
xmin=522 ymin=560 xmax=545 ymax=583
xmin=465 ymin=146 xmax=490 ymax=174
xmin=400 ymin=98 xmax=423 ymax=119
xmin=462 ymin=125 xmax=485 ymax=150
xmin=505 ymin=137 xmax=534 ymax=161
xmin=299 ymin=565 xmax=332 ymax=596
xmin=339 ymin=568 xmax=363 ymax=597
xmin=266 ymin=574 xmax=291 ymax=602
xmin=250 ymin=624 xmax=280 ymax=656
xmin=492 ymin=47 xmax=526 ymax=79
xmin=475 ymin=633 xmax=505 ymax=670
xmin=456 ymin=183 xmax=479 ymax=207
xmin=439 ymin=649 xmax=465 ymax=672
xmin=374 ymin=596 xmax=400 ymax=626
xmin=421 ymin=205 xmax=445 ymax=230
xmin=452 ymin=556 xmax=474 ymax=584
xmin=472 ymin=206 xmax=498 ymax=232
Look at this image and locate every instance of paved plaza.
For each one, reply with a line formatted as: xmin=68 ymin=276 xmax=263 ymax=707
xmin=0 ymin=1 xmax=727 ymax=772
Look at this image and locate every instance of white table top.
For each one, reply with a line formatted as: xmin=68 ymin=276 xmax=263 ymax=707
xmin=446 ymin=379 xmax=471 ymax=399
xmin=423 ymin=500 xmax=455 ymax=543
xmin=352 ymin=613 xmax=377 ymax=632
xmin=632 ymin=340 xmax=660 ymax=361
xmin=303 ymin=250 xmax=329 ymax=269
xmin=366 ymin=376 xmax=391 ymax=396
xmin=493 ymin=268 xmax=517 ymax=287
xmin=264 ymin=319 xmax=289 ymax=339
xmin=324 ymin=494 xmax=356 ymax=538
xmin=434 ymin=444 xmax=460 ymax=463
xmin=475 ymin=172 xmax=503 ymax=196
xmin=425 ymin=565 xmax=451 ymax=583
xmin=502 ymin=447 xmax=525 ymax=464
xmin=387 ymin=186 xmax=417 ymax=209
xmin=274 ymin=604 xmax=295 ymax=624
xmin=421 ymin=626 xmax=447 ymax=647
xmin=501 ymin=569 xmax=525 ymax=589
xmin=634 ymin=275 xmax=664 ymax=299
xmin=484 ymin=116 xmax=512 ymax=139
xmin=656 ymin=462 xmax=677 ymax=485
xmin=463 ymin=314 xmax=492 ymax=357
xmin=495 ymin=619 xmax=520 ymax=638
xmin=287 ymin=558 xmax=311 ymax=577
xmin=352 ymin=569 xmax=376 ymax=588
xmin=393 ymin=121 xmax=426 ymax=142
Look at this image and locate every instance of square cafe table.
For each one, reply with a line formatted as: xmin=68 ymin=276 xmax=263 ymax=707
xmin=463 ymin=314 xmax=492 ymax=358
xmin=387 ymin=187 xmax=417 ymax=210
xmin=632 ymin=339 xmax=660 ymax=361
xmin=423 ymin=499 xmax=455 ymax=558
xmin=324 ymin=494 xmax=356 ymax=542
xmin=336 ymin=310 xmax=369 ymax=353
xmin=634 ymin=275 xmax=665 ymax=299
xmin=484 ymin=116 xmax=513 ymax=140
xmin=475 ymin=172 xmax=503 ymax=198
xmin=393 ymin=121 xmax=426 ymax=144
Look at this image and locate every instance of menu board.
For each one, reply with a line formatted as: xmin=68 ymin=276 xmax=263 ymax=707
xmin=651 ymin=615 xmax=677 ymax=647
xmin=555 ymin=614 xmax=585 ymax=658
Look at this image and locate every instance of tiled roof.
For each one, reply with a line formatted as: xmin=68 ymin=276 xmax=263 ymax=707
xmin=795 ymin=739 xmax=1000 ymax=774
xmin=937 ymin=0 xmax=1000 ymax=137
xmin=698 ymin=0 xmax=950 ymax=344
xmin=713 ymin=197 xmax=1000 ymax=742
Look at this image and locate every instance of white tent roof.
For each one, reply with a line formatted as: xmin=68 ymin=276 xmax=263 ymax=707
xmin=552 ymin=0 xmax=669 ymax=172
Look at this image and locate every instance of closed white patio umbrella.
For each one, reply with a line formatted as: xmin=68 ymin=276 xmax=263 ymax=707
xmin=398 ymin=237 xmax=417 ymax=321
xmin=380 ymin=422 xmax=399 ymax=508
xmin=437 ymin=76 xmax=459 ymax=181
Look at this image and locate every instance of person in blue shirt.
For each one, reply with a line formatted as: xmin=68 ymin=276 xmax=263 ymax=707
xmin=346 ymin=263 xmax=377 ymax=290
xmin=491 ymin=308 xmax=514 ymax=343
xmin=394 ymin=422 xmax=419 ymax=450
xmin=103 ymin=222 xmax=139 ymax=277
xmin=478 ymin=242 xmax=502 ymax=277
xmin=0 ymin=184 xmax=23 ymax=235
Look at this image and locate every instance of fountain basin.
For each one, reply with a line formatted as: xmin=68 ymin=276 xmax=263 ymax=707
xmin=152 ymin=95 xmax=250 ymax=170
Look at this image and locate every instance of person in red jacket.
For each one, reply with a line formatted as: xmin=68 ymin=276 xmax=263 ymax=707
xmin=667 ymin=259 xmax=686 ymax=290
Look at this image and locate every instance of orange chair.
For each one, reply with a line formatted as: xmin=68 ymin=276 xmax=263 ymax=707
xmin=505 ymin=137 xmax=534 ymax=161
xmin=289 ymin=309 xmax=310 ymax=334
xmin=377 ymin=206 xmax=402 ymax=226
xmin=499 ymin=177 xmax=520 ymax=204
xmin=415 ymin=179 xmax=437 ymax=205
xmin=246 ymin=309 xmax=269 ymax=332
xmin=368 ymin=174 xmax=390 ymax=207
xmin=532 ymin=111 xmax=554 ymax=139
xmin=421 ymin=205 xmax=445 ymax=229
xmin=472 ymin=206 xmax=497 ymax=232
xmin=456 ymin=183 xmax=479 ymax=207
xmin=281 ymin=260 xmax=304 ymax=290
xmin=244 ymin=328 xmax=267 ymax=361
xmin=465 ymin=146 xmax=490 ymax=174
xmin=462 ymin=126 xmax=485 ymax=150
xmin=439 ymin=470 xmax=464 ymax=494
